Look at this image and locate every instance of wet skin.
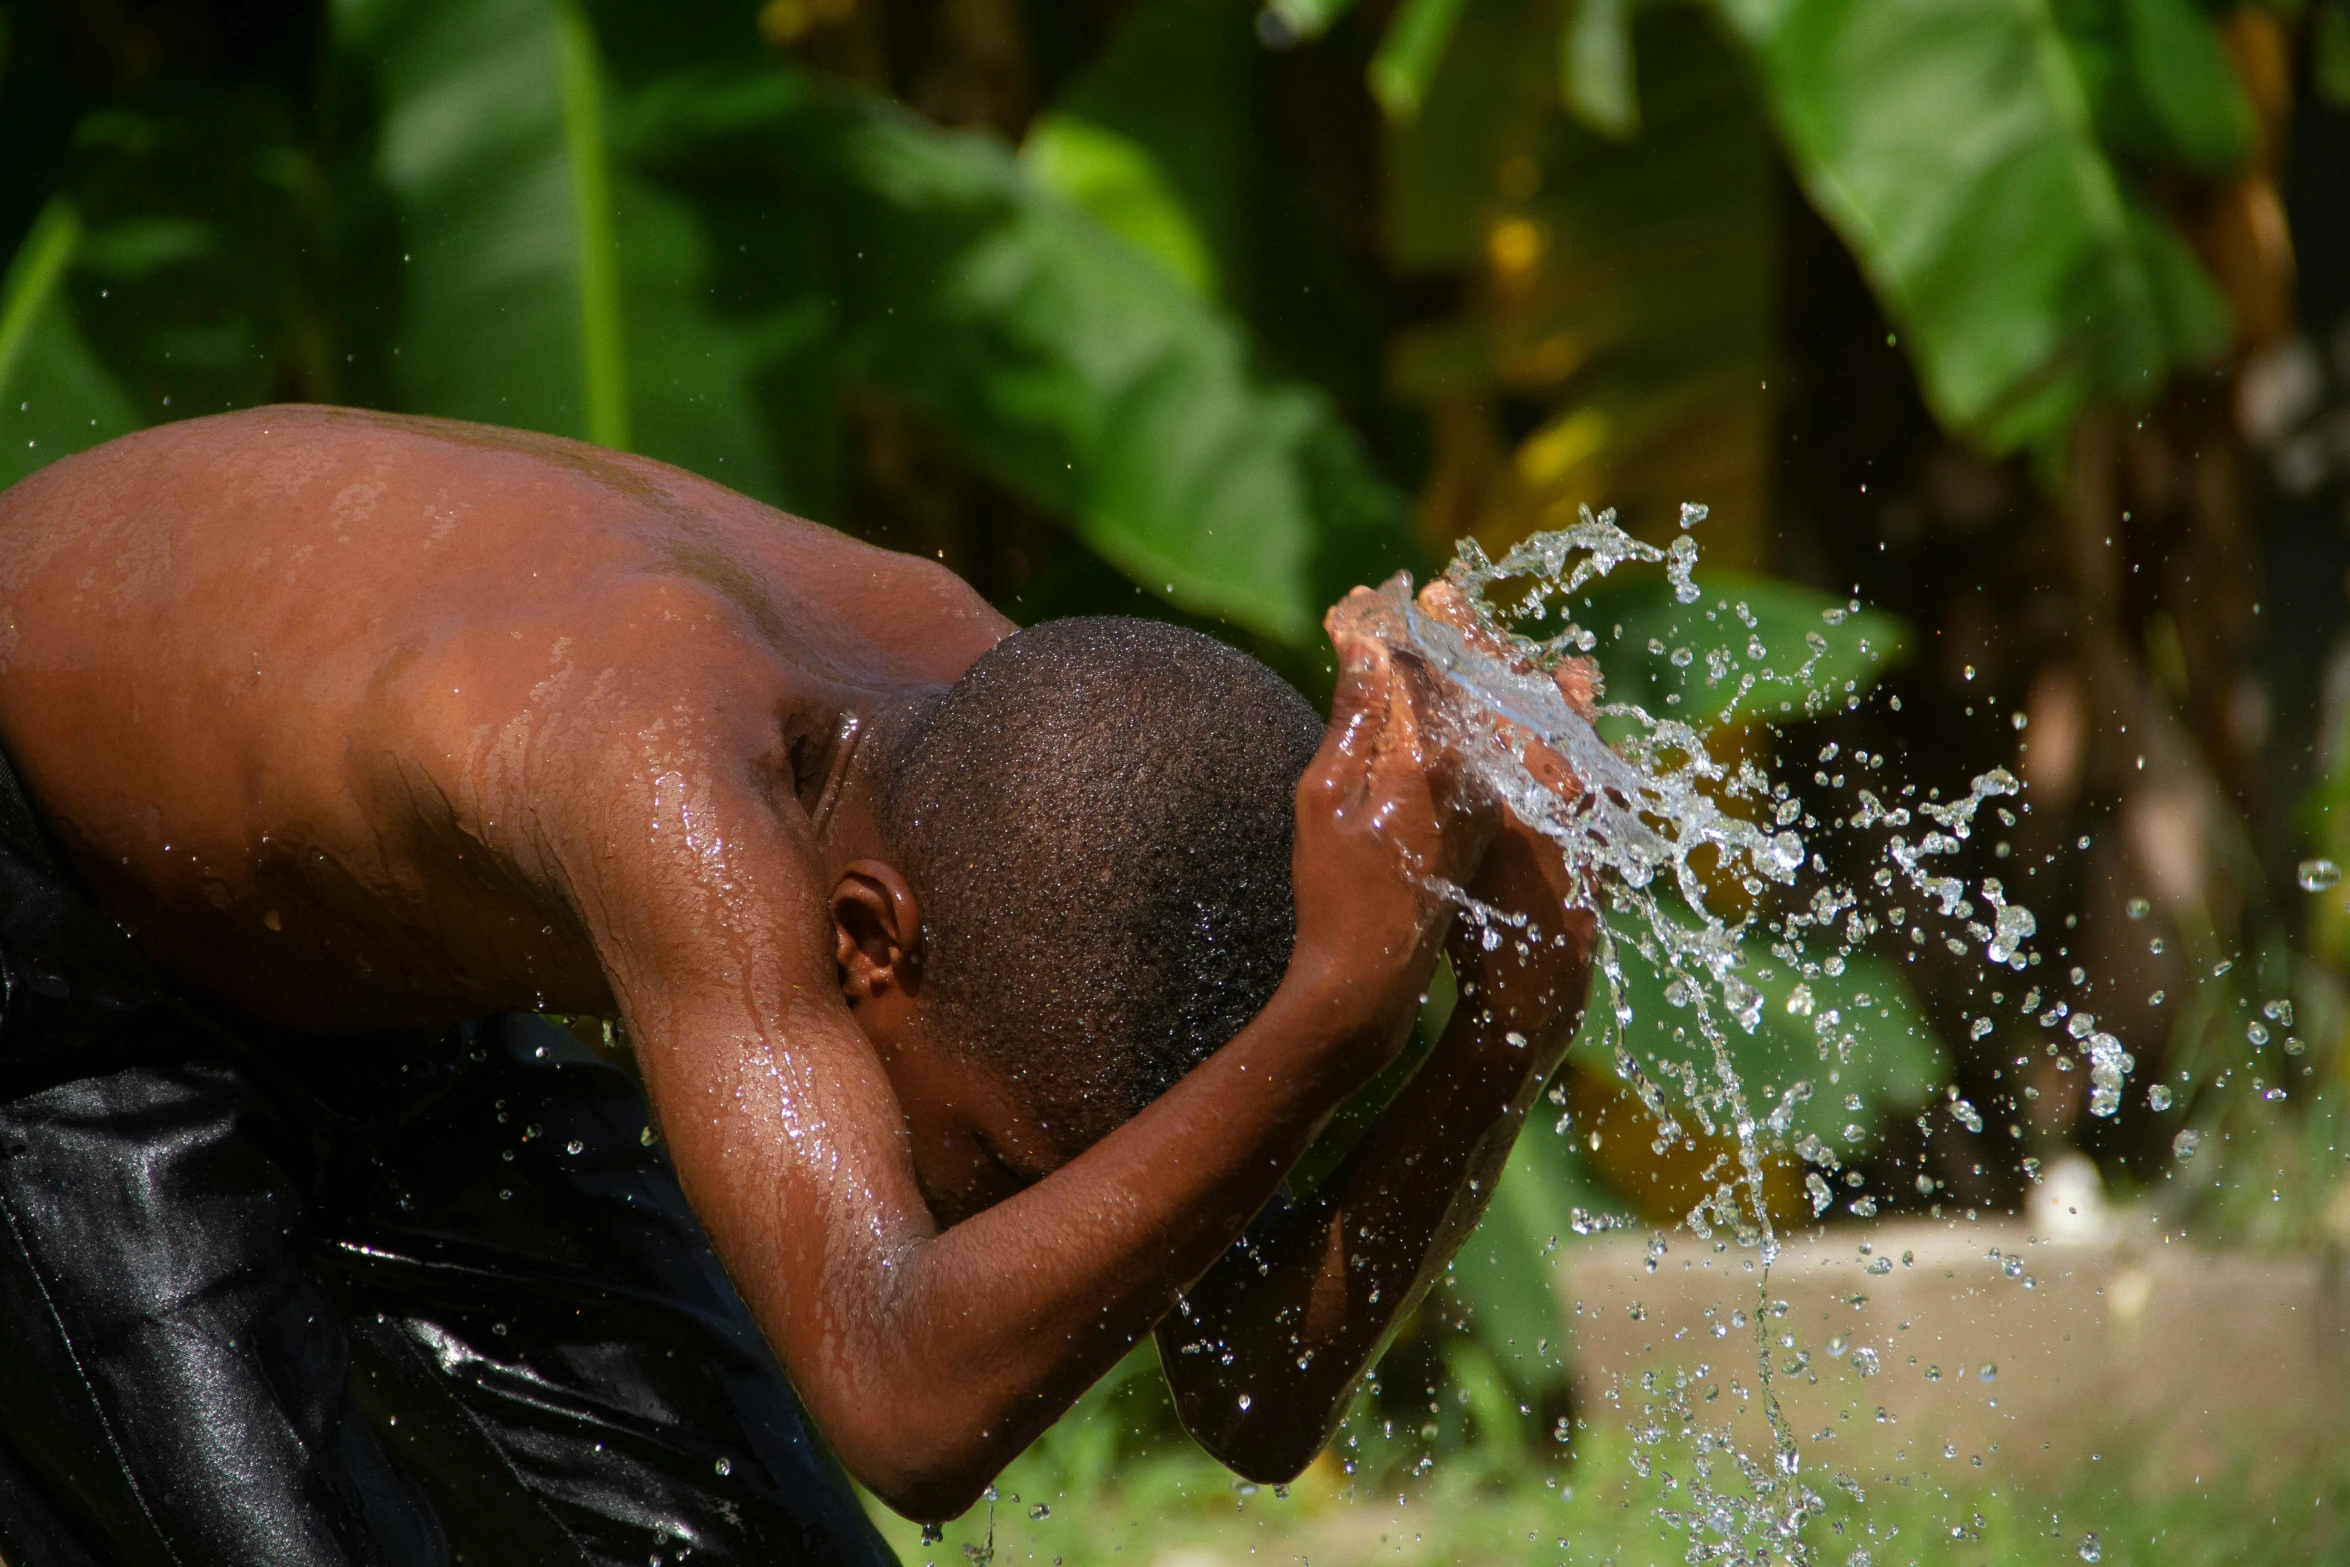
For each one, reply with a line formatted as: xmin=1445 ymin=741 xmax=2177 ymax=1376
xmin=0 ymin=406 xmax=1594 ymax=1518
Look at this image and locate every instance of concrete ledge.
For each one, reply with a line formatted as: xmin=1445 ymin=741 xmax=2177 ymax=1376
xmin=1560 ymin=1215 xmax=2350 ymax=1486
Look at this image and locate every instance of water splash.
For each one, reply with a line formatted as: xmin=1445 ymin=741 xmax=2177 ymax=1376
xmin=1338 ymin=506 xmax=2087 ymax=1565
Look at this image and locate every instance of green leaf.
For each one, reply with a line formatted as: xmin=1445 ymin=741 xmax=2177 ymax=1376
xmin=345 ymin=0 xmax=603 ymax=438
xmin=1020 ymin=115 xmax=1220 ymax=298
xmin=2319 ymin=0 xmax=2350 ymax=112
xmin=0 ymin=199 xmax=141 ymax=489
xmin=336 ymin=0 xmax=777 ymax=490
xmin=2049 ymin=0 xmax=2257 ymax=171
xmin=1448 ymin=1118 xmax=1614 ymax=1389
xmin=2115 ymin=0 xmax=2257 ymax=170
xmin=554 ymin=0 xmax=627 ymax=449
xmin=1561 ymin=0 xmax=1640 ymax=139
xmin=630 ymin=69 xmax=1406 ymax=645
xmin=1026 ymin=0 xmax=1396 ymax=471
xmin=1714 ymin=0 xmax=2232 ymax=452
xmin=74 ymin=217 xmax=216 ymax=280
xmin=1372 ymin=0 xmax=1478 ymax=121
xmin=1576 ymin=568 xmax=1909 ymax=732
xmin=1027 ymin=0 xmax=1261 ymax=306
xmin=1569 ymin=906 xmax=1944 ymax=1154
xmin=1263 ymin=0 xmax=1363 ymax=42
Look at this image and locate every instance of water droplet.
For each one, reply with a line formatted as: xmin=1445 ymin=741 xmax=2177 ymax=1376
xmin=2125 ymin=897 xmax=2150 ymax=919
xmin=1977 ymin=1362 xmax=1996 ymax=1383
xmin=1237 ymin=1393 xmax=1251 ymax=1411
xmin=565 ymin=1138 xmax=584 ymax=1156
xmin=714 ymin=1456 xmax=731 ymax=1477
xmin=2301 ymin=858 xmax=2342 ymax=891
xmin=2147 ymin=1084 xmax=2173 ymax=1111
xmin=1028 ymin=1504 xmax=1050 ymax=1520
xmin=2174 ymin=1128 xmax=2202 ymax=1162
xmin=2078 ymin=1533 xmax=2101 ymax=1562
xmin=921 ymin=1525 xmax=945 ymax=1546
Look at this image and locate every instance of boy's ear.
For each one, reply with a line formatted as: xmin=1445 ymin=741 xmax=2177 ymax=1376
xmin=832 ymin=860 xmax=923 ymax=1003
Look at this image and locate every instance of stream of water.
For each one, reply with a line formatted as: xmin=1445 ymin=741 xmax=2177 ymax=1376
xmin=1343 ymin=506 xmax=2115 ymax=1565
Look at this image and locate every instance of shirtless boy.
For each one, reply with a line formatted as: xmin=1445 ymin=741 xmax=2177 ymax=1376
xmin=0 ymin=406 xmax=1592 ymax=1567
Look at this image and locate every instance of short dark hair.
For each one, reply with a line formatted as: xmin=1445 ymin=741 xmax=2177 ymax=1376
xmin=881 ymin=617 xmax=1323 ymax=1150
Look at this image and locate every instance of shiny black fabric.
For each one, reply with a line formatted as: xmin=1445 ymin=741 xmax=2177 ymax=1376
xmin=0 ymin=761 xmax=898 ymax=1567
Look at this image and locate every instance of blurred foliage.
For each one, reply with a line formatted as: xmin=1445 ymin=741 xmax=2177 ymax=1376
xmin=871 ymin=1353 xmax=2350 ymax=1567
xmin=0 ymin=0 xmax=2336 ymax=1497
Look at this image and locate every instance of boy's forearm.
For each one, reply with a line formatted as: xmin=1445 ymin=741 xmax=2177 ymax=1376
xmin=1154 ymin=976 xmax=1575 ymax=1480
xmin=780 ymin=954 xmax=1417 ymax=1517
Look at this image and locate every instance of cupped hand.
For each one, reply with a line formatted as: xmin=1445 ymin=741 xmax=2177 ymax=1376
xmin=1394 ymin=579 xmax=1597 ymax=1055
xmin=1288 ymin=591 xmax=1498 ymax=1066
xmin=1445 ymin=812 xmax=1596 ymax=1059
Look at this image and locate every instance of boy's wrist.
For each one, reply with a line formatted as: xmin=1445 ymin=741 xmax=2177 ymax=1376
xmin=1263 ymin=942 xmax=1421 ymax=1098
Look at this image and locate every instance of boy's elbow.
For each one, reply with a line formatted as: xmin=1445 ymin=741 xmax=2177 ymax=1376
xmin=1168 ymin=1382 xmax=1331 ymax=1488
xmin=829 ymin=1412 xmax=1011 ymax=1525
xmin=857 ymin=1463 xmax=995 ymax=1527
xmin=1196 ymin=1426 xmax=1324 ymax=1488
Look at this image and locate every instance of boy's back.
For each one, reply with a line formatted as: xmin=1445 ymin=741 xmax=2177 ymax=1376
xmin=0 ymin=404 xmax=1004 ymax=1032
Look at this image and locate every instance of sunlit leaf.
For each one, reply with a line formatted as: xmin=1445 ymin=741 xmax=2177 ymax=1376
xmin=1262 ymin=0 xmax=1362 ymax=42
xmin=1025 ymin=0 xmax=1261 ymax=305
xmin=1715 ymin=0 xmax=2233 ymax=452
xmin=1561 ymin=0 xmax=1640 ymax=139
xmin=1372 ymin=0 xmax=1477 ymax=121
xmin=1021 ymin=117 xmax=1220 ymax=299
xmin=629 ymin=69 xmax=1407 ymax=645
xmin=337 ymin=0 xmax=780 ymax=493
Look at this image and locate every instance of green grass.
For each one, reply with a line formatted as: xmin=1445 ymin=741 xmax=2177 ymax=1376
xmin=866 ymin=1347 xmax=2350 ymax=1567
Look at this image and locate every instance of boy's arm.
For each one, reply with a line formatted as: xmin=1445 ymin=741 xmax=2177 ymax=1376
xmin=566 ymin=639 xmax=1484 ymax=1523
xmin=1154 ymin=812 xmax=1593 ymax=1481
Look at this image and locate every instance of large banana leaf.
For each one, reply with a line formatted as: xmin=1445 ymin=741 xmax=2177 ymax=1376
xmin=339 ymin=0 xmax=1408 ymax=644
xmin=1019 ymin=0 xmax=1262 ymax=308
xmin=625 ymin=68 xmax=1406 ymax=645
xmin=1021 ymin=0 xmax=1399 ymax=486
xmin=334 ymin=0 xmax=782 ymax=497
xmin=1365 ymin=0 xmax=2243 ymax=460
xmin=1714 ymin=0 xmax=2236 ymax=451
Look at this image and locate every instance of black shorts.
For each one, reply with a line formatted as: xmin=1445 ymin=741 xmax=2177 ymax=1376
xmin=0 ymin=757 xmax=897 ymax=1567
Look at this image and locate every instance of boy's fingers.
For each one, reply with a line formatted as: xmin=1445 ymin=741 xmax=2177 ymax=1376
xmin=1322 ymin=634 xmax=1393 ymax=771
xmin=1552 ymin=657 xmax=1601 ymax=721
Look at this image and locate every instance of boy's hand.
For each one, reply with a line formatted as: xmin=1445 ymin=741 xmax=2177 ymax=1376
xmin=1288 ymin=595 xmax=1497 ymax=1072
xmin=1405 ymin=576 xmax=1597 ymax=1047
xmin=1447 ymin=812 xmax=1595 ymax=1060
